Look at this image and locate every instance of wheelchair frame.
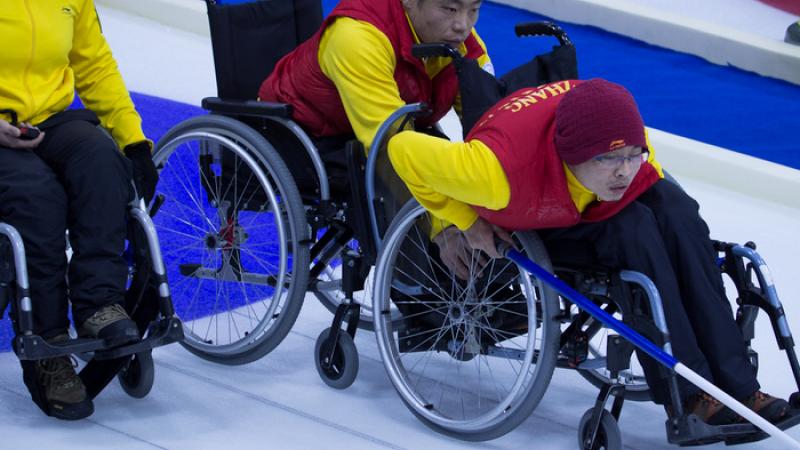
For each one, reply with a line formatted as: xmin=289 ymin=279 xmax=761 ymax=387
xmin=149 ymin=1 xmax=800 ymax=447
xmin=0 ymin=199 xmax=184 ymax=399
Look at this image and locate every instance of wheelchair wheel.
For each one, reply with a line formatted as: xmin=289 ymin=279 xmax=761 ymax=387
xmin=372 ymin=200 xmax=560 ymax=441
xmin=118 ymin=351 xmax=155 ymax=399
xmin=577 ymin=409 xmax=622 ymax=450
xmin=314 ymin=327 xmax=359 ymax=390
xmin=154 ymin=114 xmax=310 ymax=365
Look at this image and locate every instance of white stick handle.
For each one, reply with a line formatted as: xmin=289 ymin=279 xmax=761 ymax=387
xmin=675 ymin=363 xmax=800 ymax=449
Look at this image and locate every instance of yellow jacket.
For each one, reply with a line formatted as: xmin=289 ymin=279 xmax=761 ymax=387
xmin=319 ymin=16 xmax=492 ymax=149
xmin=0 ymin=0 xmax=146 ymax=149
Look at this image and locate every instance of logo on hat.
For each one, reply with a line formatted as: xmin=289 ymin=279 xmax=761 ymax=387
xmin=609 ymin=139 xmax=627 ymax=150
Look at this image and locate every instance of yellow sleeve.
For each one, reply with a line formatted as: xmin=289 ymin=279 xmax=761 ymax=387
xmin=319 ymin=18 xmax=405 ymax=150
xmin=388 ymin=130 xmax=510 ymax=232
xmin=644 ymin=128 xmax=664 ymax=177
xmin=71 ymin=0 xmax=147 ymax=149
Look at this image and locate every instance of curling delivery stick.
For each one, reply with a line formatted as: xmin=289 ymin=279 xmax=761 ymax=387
xmin=500 ymin=245 xmax=800 ymax=449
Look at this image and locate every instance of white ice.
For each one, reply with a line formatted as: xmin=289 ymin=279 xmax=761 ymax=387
xmin=1 ymin=4 xmax=798 ymax=449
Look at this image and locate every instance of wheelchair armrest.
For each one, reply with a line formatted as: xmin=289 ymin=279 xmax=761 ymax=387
xmin=201 ymin=97 xmax=293 ymax=118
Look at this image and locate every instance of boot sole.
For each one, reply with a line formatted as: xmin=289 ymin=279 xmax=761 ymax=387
xmin=85 ymin=319 xmax=141 ymax=348
xmin=48 ymin=399 xmax=94 ymax=421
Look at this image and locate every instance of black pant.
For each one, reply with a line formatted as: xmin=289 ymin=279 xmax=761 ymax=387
xmin=542 ymin=180 xmax=759 ymax=405
xmin=0 ymin=110 xmax=132 ymax=339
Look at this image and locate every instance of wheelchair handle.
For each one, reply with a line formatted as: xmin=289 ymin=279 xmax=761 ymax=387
xmin=515 ymin=22 xmax=572 ymax=47
xmin=411 ymin=43 xmax=463 ymax=60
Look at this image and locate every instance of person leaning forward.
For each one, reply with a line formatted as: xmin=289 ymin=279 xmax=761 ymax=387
xmin=387 ymin=78 xmax=796 ymax=427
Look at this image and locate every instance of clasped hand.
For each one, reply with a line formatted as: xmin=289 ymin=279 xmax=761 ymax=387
xmin=433 ymin=218 xmax=514 ymax=280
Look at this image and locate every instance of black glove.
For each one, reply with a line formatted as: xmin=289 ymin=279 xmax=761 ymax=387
xmin=124 ymin=141 xmax=158 ymax=204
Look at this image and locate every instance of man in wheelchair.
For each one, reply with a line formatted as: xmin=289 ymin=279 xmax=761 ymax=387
xmin=387 ymin=78 xmax=799 ymax=427
xmin=258 ymin=0 xmax=490 ymax=151
xmin=1 ymin=0 xmax=159 ymax=420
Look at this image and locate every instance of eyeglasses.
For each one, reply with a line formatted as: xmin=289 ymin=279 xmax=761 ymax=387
xmin=592 ymin=151 xmax=649 ymax=169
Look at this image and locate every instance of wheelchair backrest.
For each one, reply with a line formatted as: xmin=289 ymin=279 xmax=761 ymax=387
xmin=206 ymin=0 xmax=323 ymax=100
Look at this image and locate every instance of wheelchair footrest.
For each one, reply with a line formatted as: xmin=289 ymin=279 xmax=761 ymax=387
xmin=14 ymin=336 xmax=106 ymax=361
xmin=720 ymin=409 xmax=800 ymax=446
xmin=93 ymin=317 xmax=184 ymax=360
xmin=667 ymin=414 xmax=753 ymax=446
xmin=663 ymin=411 xmax=800 ymax=447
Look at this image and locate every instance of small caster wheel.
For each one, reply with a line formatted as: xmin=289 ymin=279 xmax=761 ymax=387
xmin=790 ymin=392 xmax=800 ymax=409
xmin=578 ymin=408 xmax=622 ymax=450
xmin=118 ymin=351 xmax=155 ymax=399
xmin=315 ymin=327 xmax=358 ymax=390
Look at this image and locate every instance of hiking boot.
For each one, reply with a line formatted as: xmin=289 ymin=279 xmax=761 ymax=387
xmin=742 ymin=391 xmax=792 ymax=424
xmin=22 ymin=334 xmax=94 ymax=420
xmin=78 ymin=303 xmax=139 ymax=347
xmin=786 ymin=21 xmax=800 ymax=45
xmin=686 ymin=392 xmax=739 ymax=425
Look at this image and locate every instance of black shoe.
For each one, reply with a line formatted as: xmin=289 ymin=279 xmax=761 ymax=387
xmin=21 ymin=334 xmax=94 ymax=420
xmin=786 ymin=21 xmax=800 ymax=45
xmin=79 ymin=304 xmax=139 ymax=347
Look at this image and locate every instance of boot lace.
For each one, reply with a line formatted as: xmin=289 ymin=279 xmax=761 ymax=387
xmin=38 ymin=355 xmax=81 ymax=393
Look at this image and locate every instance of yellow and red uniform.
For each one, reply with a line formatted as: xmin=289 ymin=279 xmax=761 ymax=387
xmin=388 ymin=80 xmax=664 ymax=232
xmin=258 ymin=0 xmax=492 ymax=149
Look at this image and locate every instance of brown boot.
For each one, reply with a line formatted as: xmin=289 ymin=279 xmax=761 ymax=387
xmin=22 ymin=334 xmax=94 ymax=420
xmin=742 ymin=391 xmax=791 ymax=424
xmin=79 ymin=303 xmax=139 ymax=347
xmin=686 ymin=392 xmax=739 ymax=425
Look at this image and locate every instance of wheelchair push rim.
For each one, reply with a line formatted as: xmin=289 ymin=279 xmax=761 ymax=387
xmin=372 ymin=201 xmax=559 ymax=440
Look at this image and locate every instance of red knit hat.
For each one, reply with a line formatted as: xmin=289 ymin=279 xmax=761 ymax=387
xmin=554 ymin=79 xmax=647 ymax=165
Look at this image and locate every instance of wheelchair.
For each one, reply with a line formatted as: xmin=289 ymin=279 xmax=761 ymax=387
xmin=370 ymin=198 xmax=800 ymax=446
xmin=153 ymin=0 xmax=418 ymax=366
xmin=152 ymin=0 xmax=580 ymax=368
xmin=151 ymin=0 xmax=800 ymax=447
xmin=364 ymin=38 xmax=800 ymax=450
xmin=0 ymin=196 xmax=184 ymax=401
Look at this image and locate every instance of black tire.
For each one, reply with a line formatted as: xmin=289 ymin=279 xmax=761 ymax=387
xmin=118 ymin=351 xmax=155 ymax=399
xmin=314 ymin=327 xmax=359 ymax=390
xmin=577 ymin=409 xmax=622 ymax=450
xmin=154 ymin=114 xmax=310 ymax=365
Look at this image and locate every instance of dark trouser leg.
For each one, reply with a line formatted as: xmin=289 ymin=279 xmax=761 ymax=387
xmin=0 ymin=148 xmax=69 ymax=339
xmin=33 ymin=120 xmax=132 ymax=325
xmin=637 ymin=180 xmax=758 ymax=400
xmin=542 ymin=201 xmax=713 ymax=404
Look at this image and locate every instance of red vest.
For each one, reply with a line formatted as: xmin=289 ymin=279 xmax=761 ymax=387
xmin=257 ymin=0 xmax=486 ymax=137
xmin=469 ymin=80 xmax=661 ymax=231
